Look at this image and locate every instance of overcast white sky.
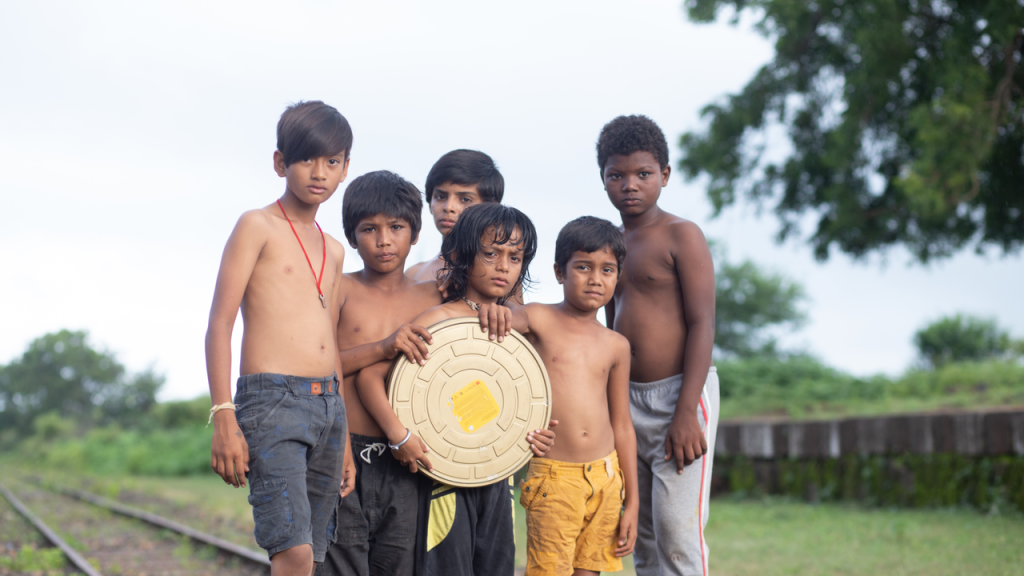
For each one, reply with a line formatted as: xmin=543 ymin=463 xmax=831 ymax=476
xmin=2 ymin=0 xmax=1021 ymax=401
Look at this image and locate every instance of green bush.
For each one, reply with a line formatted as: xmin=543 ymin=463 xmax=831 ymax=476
xmin=32 ymin=424 xmax=212 ymax=476
xmin=718 ymin=356 xmax=1024 ymax=419
xmin=716 ymin=454 xmax=1024 ymax=514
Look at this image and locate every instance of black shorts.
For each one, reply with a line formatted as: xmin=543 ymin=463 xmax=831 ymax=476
xmin=414 ymin=477 xmax=516 ymax=576
xmin=319 ymin=435 xmax=419 ymax=576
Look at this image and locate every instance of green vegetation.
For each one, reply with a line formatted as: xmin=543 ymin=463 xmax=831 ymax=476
xmin=720 ymin=453 xmax=1024 ymax=513
xmin=0 ymin=329 xmax=163 ymax=444
xmin=914 ymin=313 xmax=1021 ymax=367
xmin=719 ymin=355 xmax=1024 ymax=420
xmin=680 ymin=0 xmax=1024 ymax=262
xmin=706 ymin=499 xmax=1024 ymax=575
xmin=715 ymin=249 xmax=808 ymax=358
xmin=0 ymin=545 xmax=66 ymax=575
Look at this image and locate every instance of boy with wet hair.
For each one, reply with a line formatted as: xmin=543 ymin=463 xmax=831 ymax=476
xmin=358 ymin=203 xmax=556 ymax=576
xmin=317 ymin=170 xmax=441 ymax=576
xmin=407 ymin=149 xmax=505 ymax=283
xmin=207 ymin=100 xmax=355 ymax=576
xmin=597 ymin=114 xmax=719 ymax=576
xmin=475 ymin=215 xmax=639 ymax=576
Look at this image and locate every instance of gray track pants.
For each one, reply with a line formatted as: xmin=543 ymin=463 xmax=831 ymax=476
xmin=629 ymin=367 xmax=719 ymax=576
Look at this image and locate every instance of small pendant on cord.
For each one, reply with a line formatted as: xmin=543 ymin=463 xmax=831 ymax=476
xmin=319 ymin=294 xmax=327 ymax=309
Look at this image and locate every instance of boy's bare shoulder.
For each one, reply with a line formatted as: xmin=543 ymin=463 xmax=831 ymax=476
xmin=661 ymin=215 xmax=707 ymax=246
xmin=412 ymin=279 xmax=443 ymax=296
xmin=324 ymin=232 xmax=346 ymax=263
xmin=406 ymin=260 xmax=426 ymax=277
xmin=411 ymin=301 xmax=457 ymax=328
xmin=234 ymin=207 xmax=276 ymax=234
xmin=603 ymin=327 xmax=631 ymax=357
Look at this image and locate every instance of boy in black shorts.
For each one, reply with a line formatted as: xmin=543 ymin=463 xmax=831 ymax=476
xmin=357 ymin=204 xmax=556 ymax=576
xmin=319 ymin=170 xmax=441 ymax=576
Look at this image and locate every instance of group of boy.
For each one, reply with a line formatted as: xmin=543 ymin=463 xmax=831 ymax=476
xmin=206 ymin=101 xmax=719 ymax=576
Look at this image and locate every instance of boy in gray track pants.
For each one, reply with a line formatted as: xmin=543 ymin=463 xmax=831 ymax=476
xmin=630 ymin=370 xmax=719 ymax=576
xmin=598 ymin=114 xmax=719 ymax=576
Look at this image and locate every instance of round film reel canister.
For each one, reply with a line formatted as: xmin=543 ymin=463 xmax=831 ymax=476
xmin=387 ymin=317 xmax=553 ymax=488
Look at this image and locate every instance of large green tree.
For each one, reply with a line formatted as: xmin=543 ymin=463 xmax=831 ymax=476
xmin=715 ymin=250 xmax=808 ymax=356
xmin=680 ymin=0 xmax=1024 ymax=262
xmin=0 ymin=330 xmax=163 ymax=435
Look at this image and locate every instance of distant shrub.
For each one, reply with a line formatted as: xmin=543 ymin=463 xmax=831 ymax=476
xmin=36 ymin=424 xmax=212 ymax=476
xmin=717 ymin=356 xmax=1024 ymax=419
xmin=914 ymin=314 xmax=1017 ymax=368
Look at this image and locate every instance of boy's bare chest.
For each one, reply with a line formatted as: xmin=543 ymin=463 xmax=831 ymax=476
xmin=339 ymin=289 xmax=432 ymax=345
xmin=618 ymin=246 xmax=678 ymax=296
xmin=251 ymin=234 xmax=336 ymax=299
xmin=537 ymin=331 xmax=612 ymax=378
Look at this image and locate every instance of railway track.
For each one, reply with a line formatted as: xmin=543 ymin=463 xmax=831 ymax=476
xmin=0 ymin=477 xmax=269 ymax=576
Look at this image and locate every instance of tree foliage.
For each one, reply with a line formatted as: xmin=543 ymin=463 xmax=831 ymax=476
xmin=913 ymin=313 xmax=1016 ymax=366
xmin=715 ymin=253 xmax=808 ymax=356
xmin=680 ymin=0 xmax=1024 ymax=262
xmin=0 ymin=330 xmax=163 ymax=435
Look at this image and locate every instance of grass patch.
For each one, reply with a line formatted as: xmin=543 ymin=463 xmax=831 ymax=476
xmin=705 ymin=498 xmax=1024 ymax=575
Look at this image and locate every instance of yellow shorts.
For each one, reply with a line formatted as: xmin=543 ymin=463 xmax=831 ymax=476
xmin=519 ymin=451 xmax=625 ymax=575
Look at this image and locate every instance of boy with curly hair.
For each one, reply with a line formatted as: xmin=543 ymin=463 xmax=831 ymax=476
xmin=597 ymin=115 xmax=719 ymax=576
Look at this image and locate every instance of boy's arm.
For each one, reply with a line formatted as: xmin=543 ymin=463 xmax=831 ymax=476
xmin=330 ymin=245 xmax=357 ymax=498
xmin=609 ymin=335 xmax=639 ymax=557
xmin=667 ymin=223 xmax=716 ymax=472
xmin=339 ymin=325 xmax=434 ymax=373
xmin=355 ymin=360 xmax=434 ymax=473
xmin=205 ymin=211 xmax=267 ymax=488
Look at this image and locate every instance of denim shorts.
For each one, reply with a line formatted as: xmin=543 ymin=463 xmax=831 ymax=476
xmin=234 ymin=372 xmax=347 ymax=562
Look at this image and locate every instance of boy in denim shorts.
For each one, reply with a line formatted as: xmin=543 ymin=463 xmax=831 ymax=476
xmin=207 ymin=101 xmax=357 ymax=576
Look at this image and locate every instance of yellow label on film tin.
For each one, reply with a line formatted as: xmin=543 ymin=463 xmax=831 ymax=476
xmin=450 ymin=380 xmax=499 ymax=433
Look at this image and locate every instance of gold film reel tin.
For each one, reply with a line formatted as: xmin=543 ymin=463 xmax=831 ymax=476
xmin=387 ymin=317 xmax=553 ymax=488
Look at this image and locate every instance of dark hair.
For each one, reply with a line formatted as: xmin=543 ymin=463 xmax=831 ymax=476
xmin=277 ymin=101 xmax=353 ymax=166
xmin=554 ymin=216 xmax=627 ymax=276
xmin=439 ymin=204 xmax=537 ymax=305
xmin=424 ymin=150 xmax=504 ymax=204
xmin=595 ymin=114 xmax=669 ymax=175
xmin=342 ymin=170 xmax=423 ymax=246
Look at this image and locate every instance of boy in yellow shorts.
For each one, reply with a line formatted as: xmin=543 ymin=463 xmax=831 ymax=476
xmin=477 ymin=216 xmax=638 ymax=575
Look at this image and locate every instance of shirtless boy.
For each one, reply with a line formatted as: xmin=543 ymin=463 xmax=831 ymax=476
xmin=598 ymin=115 xmax=719 ymax=576
xmin=476 ymin=216 xmax=638 ymax=576
xmin=307 ymin=170 xmax=441 ymax=576
xmin=207 ymin=101 xmax=354 ymax=576
xmin=358 ymin=203 xmax=555 ymax=576
xmin=406 ymin=149 xmax=504 ymax=283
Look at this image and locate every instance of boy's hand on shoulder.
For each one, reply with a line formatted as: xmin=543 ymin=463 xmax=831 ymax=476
xmin=391 ymin=429 xmax=433 ymax=474
xmin=615 ymin=502 xmax=639 ymax=557
xmin=476 ymin=303 xmax=512 ymax=342
xmin=210 ymin=411 xmax=249 ymax=488
xmin=381 ymin=324 xmax=433 ymax=366
xmin=527 ymin=419 xmax=558 ymax=457
xmin=665 ymin=412 xmax=707 ymax=472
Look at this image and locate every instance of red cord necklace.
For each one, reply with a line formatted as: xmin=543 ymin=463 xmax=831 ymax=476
xmin=276 ymin=199 xmax=327 ymax=308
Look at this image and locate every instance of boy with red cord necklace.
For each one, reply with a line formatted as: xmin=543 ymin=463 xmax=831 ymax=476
xmin=206 ymin=101 xmax=357 ymax=576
